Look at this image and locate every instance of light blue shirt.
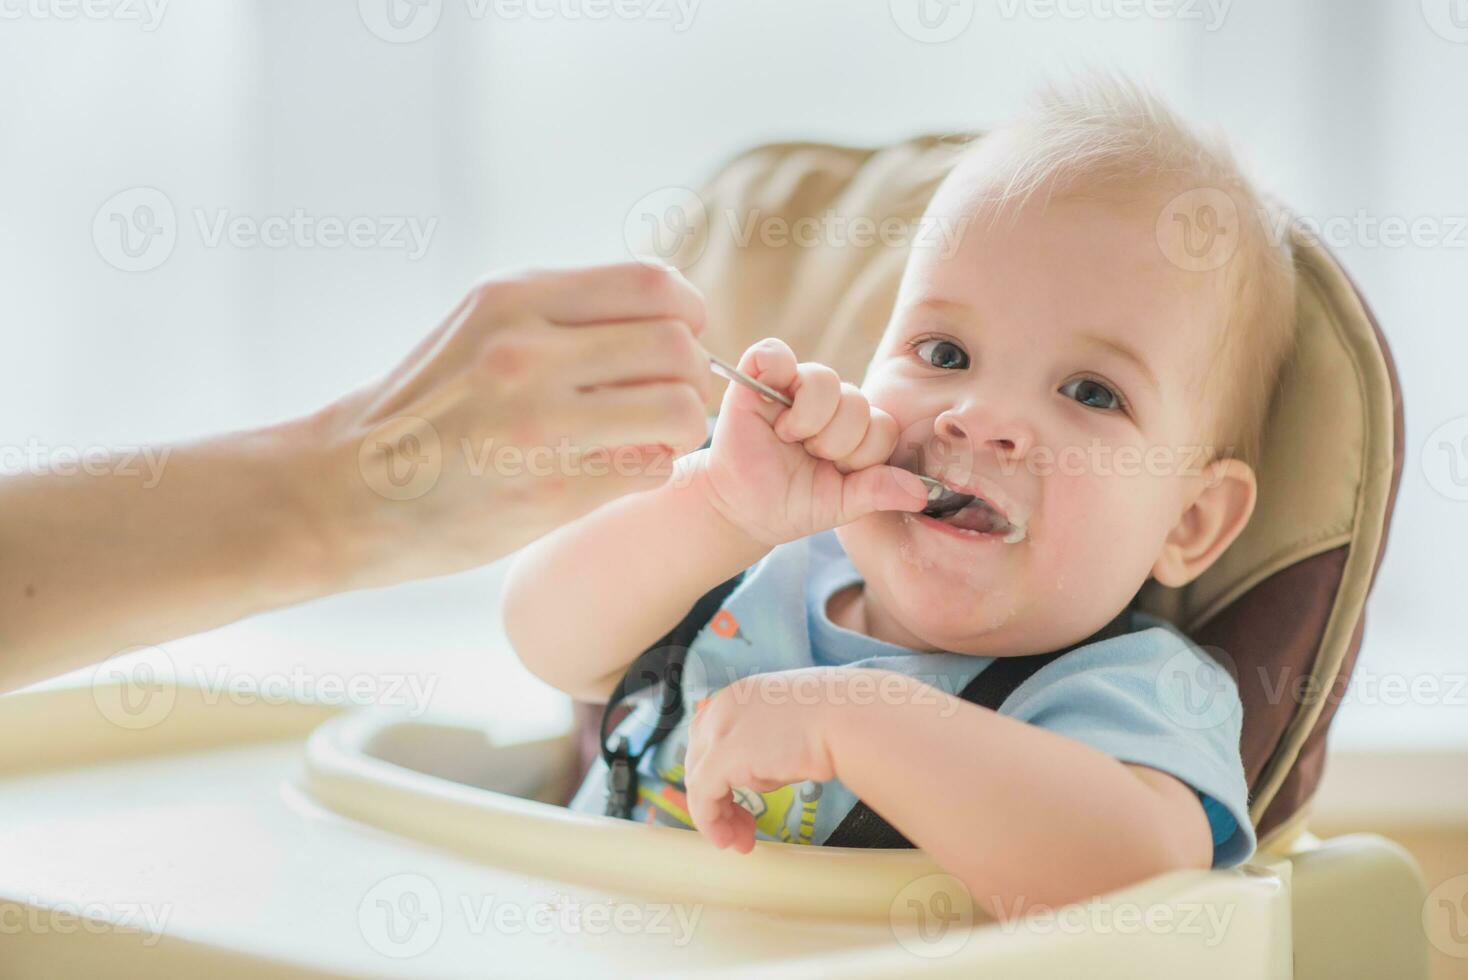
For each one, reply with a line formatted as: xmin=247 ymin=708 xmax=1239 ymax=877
xmin=571 ymin=530 xmax=1256 ymax=868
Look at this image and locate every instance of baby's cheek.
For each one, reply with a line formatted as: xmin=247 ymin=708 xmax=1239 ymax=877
xmin=863 ymin=386 xmax=944 ymax=463
xmin=1062 ymin=473 xmax=1172 ymax=573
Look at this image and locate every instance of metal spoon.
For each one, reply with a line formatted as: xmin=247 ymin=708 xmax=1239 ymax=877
xmin=706 ymin=351 xmax=975 ymax=514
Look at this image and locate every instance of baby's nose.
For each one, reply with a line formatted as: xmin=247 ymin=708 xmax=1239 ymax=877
xmin=935 ymin=410 xmax=1029 ymax=459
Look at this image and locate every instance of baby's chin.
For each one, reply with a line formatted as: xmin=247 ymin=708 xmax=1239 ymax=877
xmin=836 ymin=517 xmax=1030 ymax=654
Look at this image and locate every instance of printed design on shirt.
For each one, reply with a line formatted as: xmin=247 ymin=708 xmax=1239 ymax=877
xmin=709 ymin=608 xmax=751 ymax=645
xmin=638 ymin=760 xmax=695 ymax=829
xmin=634 ymin=711 xmax=823 ymax=845
xmin=796 ymin=783 xmax=821 ymax=843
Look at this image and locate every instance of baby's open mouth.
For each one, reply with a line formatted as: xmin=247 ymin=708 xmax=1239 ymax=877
xmin=921 ymin=485 xmax=1028 ymax=544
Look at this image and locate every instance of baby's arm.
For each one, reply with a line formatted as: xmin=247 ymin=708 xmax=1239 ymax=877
xmin=828 ymin=673 xmax=1214 ymax=916
xmin=503 ymin=455 xmax=769 ymax=702
xmin=683 ymin=667 xmax=1212 ymax=916
xmin=503 ymin=338 xmax=927 ymax=703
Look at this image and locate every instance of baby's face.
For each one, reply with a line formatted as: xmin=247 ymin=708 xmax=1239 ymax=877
xmin=837 ymin=175 xmax=1224 ymax=656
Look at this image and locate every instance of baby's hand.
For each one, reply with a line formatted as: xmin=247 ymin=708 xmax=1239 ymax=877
xmin=696 ymin=338 xmax=928 ymax=546
xmin=684 ymin=670 xmax=843 ymax=853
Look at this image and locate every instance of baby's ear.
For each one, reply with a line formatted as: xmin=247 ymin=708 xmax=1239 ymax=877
xmin=1151 ymin=458 xmax=1258 ymax=588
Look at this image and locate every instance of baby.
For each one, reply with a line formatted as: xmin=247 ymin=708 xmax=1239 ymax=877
xmin=503 ymin=76 xmax=1296 ymax=918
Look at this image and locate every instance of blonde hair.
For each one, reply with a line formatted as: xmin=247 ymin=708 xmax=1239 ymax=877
xmin=952 ymin=73 xmax=1297 ymax=470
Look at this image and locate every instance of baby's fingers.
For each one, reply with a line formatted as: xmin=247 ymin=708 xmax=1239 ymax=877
xmin=803 ymin=383 xmax=874 ymax=463
xmin=839 ymin=465 xmax=929 ymax=522
xmin=774 ymin=363 xmax=841 ymax=443
xmin=702 ymin=802 xmax=757 ymax=853
xmin=719 ymin=338 xmax=798 ymax=426
xmin=835 ymin=406 xmax=900 ymax=473
xmin=687 ymin=760 xmax=737 ymax=845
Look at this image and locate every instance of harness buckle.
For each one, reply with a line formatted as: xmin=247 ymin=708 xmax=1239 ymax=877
xmin=604 ymin=736 xmax=638 ymax=819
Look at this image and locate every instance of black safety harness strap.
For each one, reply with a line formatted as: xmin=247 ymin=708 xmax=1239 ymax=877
xmin=599 ymin=571 xmax=745 ymax=818
xmin=822 ymin=606 xmax=1132 ymax=848
xmin=600 ymin=575 xmax=1135 ymax=842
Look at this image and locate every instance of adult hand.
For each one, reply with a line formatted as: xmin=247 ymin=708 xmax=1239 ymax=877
xmin=0 ymin=262 xmax=711 ymax=691
xmin=316 ymin=262 xmax=712 ymax=589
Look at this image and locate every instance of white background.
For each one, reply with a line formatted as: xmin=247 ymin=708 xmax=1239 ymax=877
xmin=1 ymin=0 xmax=1465 ymax=750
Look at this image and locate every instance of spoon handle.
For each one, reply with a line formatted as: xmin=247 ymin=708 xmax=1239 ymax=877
xmin=704 ymin=349 xmax=949 ymax=502
xmin=707 ymin=352 xmax=793 ymax=408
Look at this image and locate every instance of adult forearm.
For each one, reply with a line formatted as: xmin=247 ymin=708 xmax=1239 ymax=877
xmin=0 ymin=265 xmax=717 ymax=695
xmin=828 ymin=673 xmax=1188 ymax=920
xmin=503 ymin=453 xmax=769 ymax=703
xmin=0 ymin=418 xmax=345 ymax=692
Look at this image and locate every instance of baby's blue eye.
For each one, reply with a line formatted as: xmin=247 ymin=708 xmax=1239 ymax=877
xmin=914 ymin=339 xmax=969 ymax=370
xmin=1060 ymin=378 xmax=1122 ymax=411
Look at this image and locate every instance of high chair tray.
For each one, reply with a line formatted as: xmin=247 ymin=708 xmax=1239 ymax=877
xmin=0 ymin=682 xmax=1292 ymax=978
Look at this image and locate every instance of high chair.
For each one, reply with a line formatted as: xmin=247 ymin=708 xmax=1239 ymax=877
xmin=0 ymin=136 xmax=1421 ymax=979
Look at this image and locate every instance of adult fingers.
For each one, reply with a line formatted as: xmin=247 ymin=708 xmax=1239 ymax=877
xmin=567 ymin=383 xmax=709 ymax=453
xmin=562 ymin=319 xmax=710 ymax=401
xmin=517 ymin=262 xmax=707 ymax=332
